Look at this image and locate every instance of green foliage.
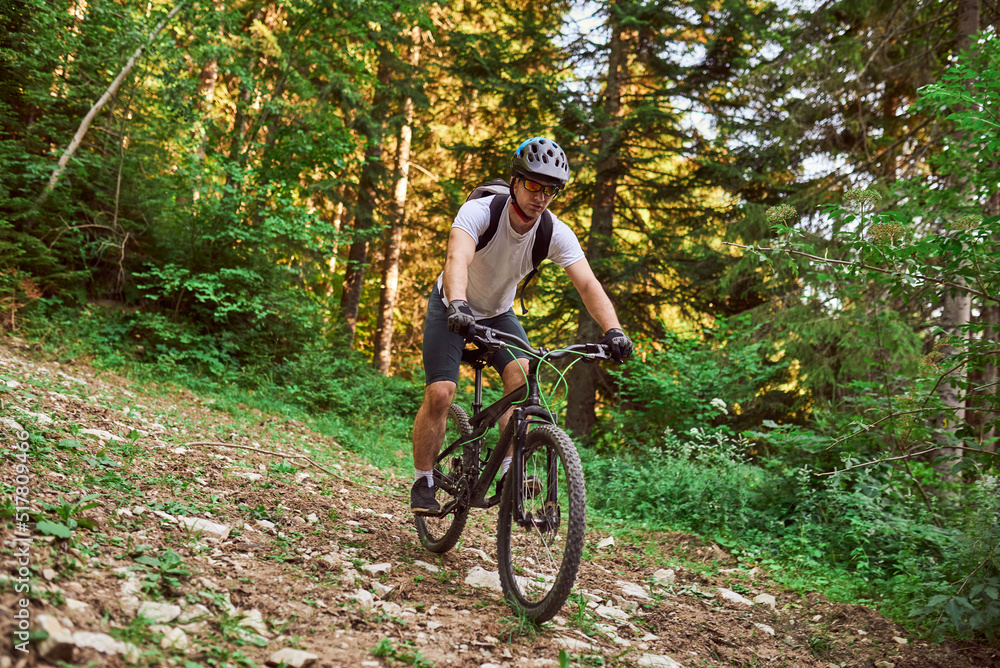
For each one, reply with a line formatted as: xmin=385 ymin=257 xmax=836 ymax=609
xmin=603 ymin=322 xmax=796 ymax=444
xmin=907 ymin=32 xmax=1000 ymax=213
xmin=133 ymin=547 xmax=192 ymax=599
xmin=36 ymin=494 xmax=100 ymax=539
xmin=368 ymin=638 xmax=433 ymax=667
xmin=267 ymin=344 xmax=422 ymax=415
xmin=585 ymin=429 xmax=767 ymax=536
xmin=584 ymin=419 xmax=1000 ymax=639
xmin=909 ymin=477 xmax=1000 ymax=641
xmin=694 ymin=39 xmax=1000 ymax=628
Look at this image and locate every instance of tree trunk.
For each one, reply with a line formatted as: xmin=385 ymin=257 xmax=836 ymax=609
xmin=565 ymin=7 xmax=628 ymax=437
xmin=338 ymin=143 xmax=380 ymax=346
xmin=374 ymin=27 xmax=421 ymax=374
xmin=933 ymin=0 xmax=980 ymax=473
xmin=957 ymin=0 xmax=980 ymax=54
xmin=339 ymin=57 xmax=392 ymax=348
xmin=226 ymin=7 xmax=263 ymax=186
xmin=982 ymin=189 xmax=999 ymax=451
xmin=192 ymin=34 xmax=219 ymax=201
xmin=324 ymin=185 xmax=349 ymax=289
xmin=934 ymin=287 xmax=971 ymax=472
xmin=977 ymin=301 xmax=998 ymax=451
xmin=38 ymin=1 xmax=187 ymax=203
xmin=195 ymin=57 xmax=218 ymax=158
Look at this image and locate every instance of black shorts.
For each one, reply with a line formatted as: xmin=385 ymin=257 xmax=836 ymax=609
xmin=422 ymin=284 xmax=531 ymax=386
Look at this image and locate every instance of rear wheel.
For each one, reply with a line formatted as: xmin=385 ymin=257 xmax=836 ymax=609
xmin=496 ymin=423 xmax=586 ymax=623
xmin=415 ymin=404 xmax=473 ymax=553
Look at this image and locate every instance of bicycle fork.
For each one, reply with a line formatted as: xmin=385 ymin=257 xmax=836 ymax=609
xmin=511 ymin=407 xmax=561 ymax=534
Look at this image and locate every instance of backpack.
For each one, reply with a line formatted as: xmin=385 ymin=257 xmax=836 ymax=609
xmin=465 ymin=178 xmax=552 ymax=314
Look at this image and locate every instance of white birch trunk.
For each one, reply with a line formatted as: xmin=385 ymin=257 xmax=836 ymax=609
xmin=38 ymin=2 xmax=187 ymax=203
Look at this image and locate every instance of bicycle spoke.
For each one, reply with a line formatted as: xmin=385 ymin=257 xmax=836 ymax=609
xmin=497 ymin=424 xmax=586 ymax=623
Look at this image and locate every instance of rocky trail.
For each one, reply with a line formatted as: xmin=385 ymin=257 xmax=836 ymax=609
xmin=1 ymin=338 xmax=998 ymax=668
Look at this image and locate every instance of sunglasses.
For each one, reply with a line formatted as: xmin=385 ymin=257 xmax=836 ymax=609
xmin=520 ymin=178 xmax=562 ymax=197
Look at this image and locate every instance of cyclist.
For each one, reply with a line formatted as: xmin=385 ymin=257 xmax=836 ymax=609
xmin=411 ymin=136 xmax=633 ymax=514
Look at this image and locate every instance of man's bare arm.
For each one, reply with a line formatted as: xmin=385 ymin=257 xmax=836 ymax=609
xmin=441 ymin=228 xmax=477 ymax=303
xmin=564 ymin=258 xmax=622 ymax=333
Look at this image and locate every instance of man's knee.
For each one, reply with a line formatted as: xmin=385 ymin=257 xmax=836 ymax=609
xmin=501 ymin=358 xmax=529 ymax=392
xmin=422 ymin=382 xmax=456 ymax=415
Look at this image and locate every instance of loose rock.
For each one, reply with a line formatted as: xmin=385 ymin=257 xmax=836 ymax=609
xmin=636 ymin=654 xmax=684 ymax=668
xmin=73 ymin=631 xmax=140 ymax=661
xmin=754 ymin=623 xmax=775 ymax=636
xmin=650 ymin=568 xmax=675 ymax=585
xmin=138 ymin=601 xmax=182 ymax=623
xmin=362 ymin=562 xmax=392 ymax=576
xmin=414 ymin=559 xmax=440 ymax=573
xmin=353 ymin=588 xmax=375 ymax=610
xmin=616 ymin=580 xmax=652 ymax=600
xmin=717 ymin=588 xmax=754 ymax=607
xmin=267 ymin=648 xmax=319 ymax=667
xmin=753 ymin=593 xmax=777 ymax=610
xmin=464 ymin=566 xmax=502 ymax=593
xmin=34 ymin=614 xmax=75 ymax=662
xmin=594 ymin=604 xmax=630 ymax=621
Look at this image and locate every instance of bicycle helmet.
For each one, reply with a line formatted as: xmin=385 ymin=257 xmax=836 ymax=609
xmin=510 ymin=136 xmax=570 ymax=185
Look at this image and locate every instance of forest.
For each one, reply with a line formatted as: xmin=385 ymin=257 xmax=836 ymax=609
xmin=1 ymin=0 xmax=998 ymax=643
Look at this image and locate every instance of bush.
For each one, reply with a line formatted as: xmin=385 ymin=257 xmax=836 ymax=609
xmin=269 ymin=344 xmax=422 ymax=416
xmin=909 ymin=476 xmax=1000 ymax=641
xmin=604 ymin=324 xmax=800 ymax=449
xmin=584 ymin=428 xmax=769 ymax=536
xmin=583 ymin=421 xmax=997 ymax=638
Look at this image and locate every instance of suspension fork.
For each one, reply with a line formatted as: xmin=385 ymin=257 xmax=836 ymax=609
xmin=511 ymin=406 xmax=528 ymax=525
xmin=508 ymin=357 xmax=550 ymax=526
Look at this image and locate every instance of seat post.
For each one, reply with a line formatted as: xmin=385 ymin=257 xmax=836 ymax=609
xmin=472 ymin=368 xmax=484 ymax=416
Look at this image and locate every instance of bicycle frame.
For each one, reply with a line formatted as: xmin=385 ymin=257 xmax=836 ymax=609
xmin=431 ymin=325 xmax=610 ymax=528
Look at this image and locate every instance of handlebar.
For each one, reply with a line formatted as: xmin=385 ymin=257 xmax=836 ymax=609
xmin=470 ymin=324 xmax=614 ymax=364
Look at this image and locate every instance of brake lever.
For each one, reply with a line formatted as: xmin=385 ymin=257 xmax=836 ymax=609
xmin=582 ymin=342 xmax=612 ymax=362
xmin=473 ymin=325 xmax=506 ymax=349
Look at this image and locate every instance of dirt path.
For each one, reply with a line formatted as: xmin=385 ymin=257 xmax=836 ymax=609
xmin=1 ymin=339 xmax=997 ymax=668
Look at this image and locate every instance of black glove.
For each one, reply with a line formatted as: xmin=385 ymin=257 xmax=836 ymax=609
xmin=446 ymin=300 xmax=476 ymax=339
xmin=600 ymin=328 xmax=633 ymax=363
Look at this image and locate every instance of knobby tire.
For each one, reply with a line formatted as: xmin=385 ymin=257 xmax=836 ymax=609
xmin=496 ymin=423 xmax=586 ymax=623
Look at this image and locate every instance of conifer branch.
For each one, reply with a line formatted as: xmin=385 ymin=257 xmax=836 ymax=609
xmin=724 ymin=242 xmax=1000 ymax=304
xmin=817 ymin=445 xmax=1000 ymax=476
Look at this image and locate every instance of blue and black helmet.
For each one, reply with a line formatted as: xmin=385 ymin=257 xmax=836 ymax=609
xmin=511 ymin=137 xmax=570 ymax=184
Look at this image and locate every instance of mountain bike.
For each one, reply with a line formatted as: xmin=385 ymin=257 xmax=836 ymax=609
xmin=414 ymin=323 xmax=614 ymax=623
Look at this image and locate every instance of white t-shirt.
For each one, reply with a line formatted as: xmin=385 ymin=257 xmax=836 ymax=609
xmin=436 ymin=195 xmax=586 ymax=318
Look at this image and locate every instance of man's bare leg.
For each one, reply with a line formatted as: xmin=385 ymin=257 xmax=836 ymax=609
xmin=412 ymin=380 xmax=457 ymax=472
xmin=500 ymin=358 xmax=530 ymax=455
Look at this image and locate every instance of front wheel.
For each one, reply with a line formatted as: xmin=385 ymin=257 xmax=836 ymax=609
xmin=415 ymin=404 xmax=473 ymax=553
xmin=496 ymin=423 xmax=586 ymax=623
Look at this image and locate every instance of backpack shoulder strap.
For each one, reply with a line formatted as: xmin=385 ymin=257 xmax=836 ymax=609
xmin=476 ymin=194 xmax=509 ymax=252
xmin=516 ymin=211 xmax=553 ymax=314
xmin=531 ymin=210 xmax=553 ymax=270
